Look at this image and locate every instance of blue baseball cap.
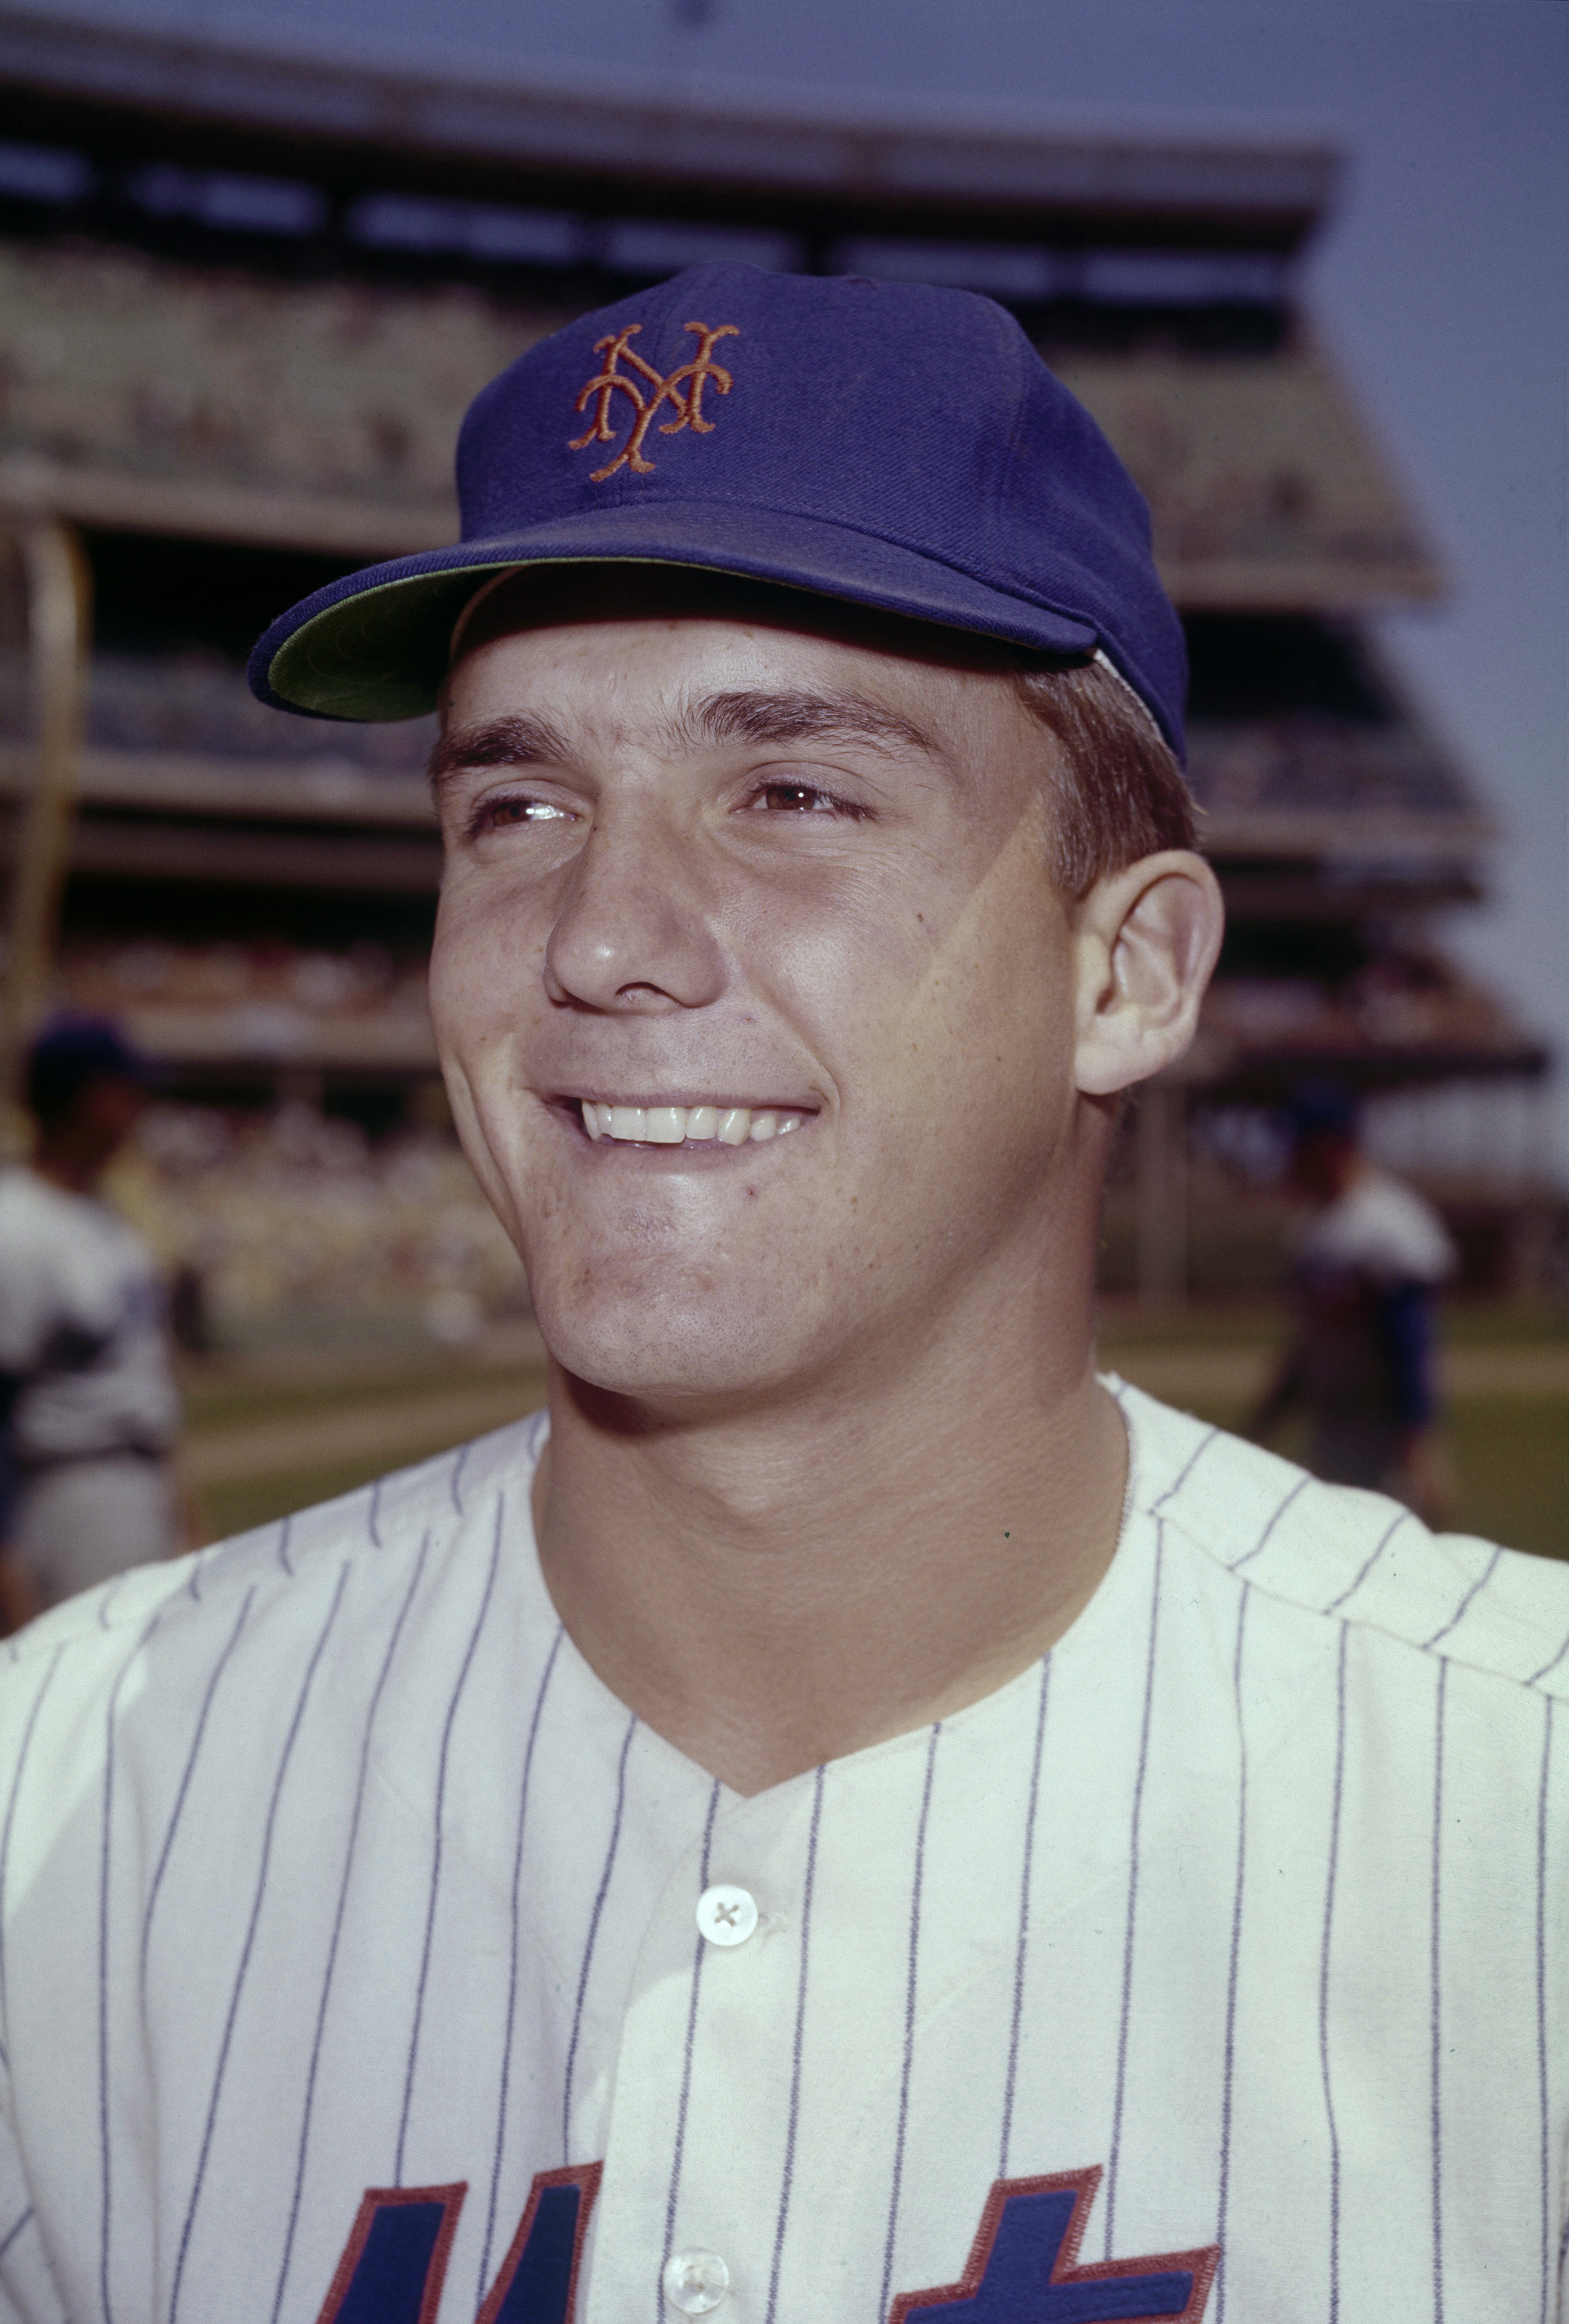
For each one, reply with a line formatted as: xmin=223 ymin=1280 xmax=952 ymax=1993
xmin=248 ymin=263 xmax=1187 ymax=756
xmin=25 ymin=1015 xmax=156 ymax=1120
xmin=1287 ymin=1079 xmax=1362 ymax=1143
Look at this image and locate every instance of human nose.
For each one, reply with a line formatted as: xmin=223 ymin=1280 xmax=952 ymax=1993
xmin=542 ymin=799 xmax=728 ymax=1013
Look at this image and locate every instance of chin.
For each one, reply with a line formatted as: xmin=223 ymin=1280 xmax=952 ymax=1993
xmin=525 ymin=1250 xmax=808 ymax=1405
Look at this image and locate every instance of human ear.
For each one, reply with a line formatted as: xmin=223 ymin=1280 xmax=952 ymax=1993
xmin=1070 ymin=850 xmax=1224 ymax=1098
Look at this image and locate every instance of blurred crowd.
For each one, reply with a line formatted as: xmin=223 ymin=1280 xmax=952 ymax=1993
xmin=118 ymin=1099 xmax=522 ymax=1339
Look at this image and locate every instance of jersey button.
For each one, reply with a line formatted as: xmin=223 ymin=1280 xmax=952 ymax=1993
xmin=695 ymin=1883 xmax=759 ymax=1947
xmin=662 ymin=2247 xmax=730 ymax=2313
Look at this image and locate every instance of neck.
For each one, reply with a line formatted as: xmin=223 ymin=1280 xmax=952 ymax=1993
xmin=532 ymin=1232 xmax=1125 ymax=1797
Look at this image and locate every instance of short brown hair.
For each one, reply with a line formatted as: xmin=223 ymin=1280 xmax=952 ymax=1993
xmin=1011 ymin=654 xmax=1198 ymax=897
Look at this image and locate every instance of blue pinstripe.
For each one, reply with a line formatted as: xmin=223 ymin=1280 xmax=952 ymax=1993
xmin=1323 ymin=1508 xmax=1411 ymax=1617
xmin=139 ymin=1587 xmax=256 ymax=2010
xmin=1104 ymin=1519 xmax=1165 ymax=2259
xmin=763 ymin=1762 xmax=825 ymax=2324
xmin=478 ymin=1620 xmax=568 ymax=2309
xmin=1148 ymin=1426 xmax=1220 ymax=1516
xmin=1319 ymin=1622 xmax=1349 ymax=2324
xmin=1215 ymin=1584 xmax=1251 ymax=2323
xmin=0 ymin=2206 xmax=30 ymax=2261
xmin=395 ymin=1502 xmax=504 ymax=2185
xmin=1539 ymin=1696 xmax=1555 ymax=2324
xmin=1431 ymin=1658 xmax=1448 ymax=2324
xmin=562 ymin=1712 xmax=637 ymax=2166
xmin=1227 ymin=1474 xmax=1309 ymax=1573
xmin=271 ymin=1534 xmax=433 ymax=2324
xmin=0 ymin=1648 xmax=64 ymax=2028
xmin=878 ymin=1721 xmax=940 ymax=2324
xmin=99 ymin=1611 xmax=165 ymax=2324
xmin=167 ymin=1564 xmax=349 ymax=2324
xmin=999 ymin=1656 xmax=1051 ymax=2182
xmin=1423 ymin=1544 xmax=1502 ymax=1651
xmin=1528 ymin=1621 xmax=1569 ymax=1691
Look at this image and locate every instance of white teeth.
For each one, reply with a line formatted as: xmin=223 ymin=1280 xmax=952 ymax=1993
xmin=582 ymin=1101 xmax=811 ymax=1147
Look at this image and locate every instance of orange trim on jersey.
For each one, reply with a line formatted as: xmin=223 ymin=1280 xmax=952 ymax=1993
xmin=888 ymin=2165 xmax=1219 ymax=2323
xmin=314 ymin=2181 xmax=466 ymax=2324
xmin=476 ymin=2161 xmax=604 ymax=2324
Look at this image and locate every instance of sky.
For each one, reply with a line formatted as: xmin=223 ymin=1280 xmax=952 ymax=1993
xmin=17 ymin=0 xmax=1569 ymax=1163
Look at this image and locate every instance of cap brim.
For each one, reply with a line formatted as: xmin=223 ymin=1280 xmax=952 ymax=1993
xmin=249 ymin=500 xmax=1101 ymax=723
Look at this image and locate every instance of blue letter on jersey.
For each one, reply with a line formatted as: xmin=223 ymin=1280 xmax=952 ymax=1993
xmin=317 ymin=2185 xmax=466 ymax=2324
xmin=318 ymin=2164 xmax=602 ymax=2324
xmin=888 ymin=2166 xmax=1219 ymax=2324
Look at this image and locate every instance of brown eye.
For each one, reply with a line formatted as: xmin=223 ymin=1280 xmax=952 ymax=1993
xmin=470 ymin=794 xmax=571 ymax=837
xmin=752 ymin=781 xmax=863 ymax=816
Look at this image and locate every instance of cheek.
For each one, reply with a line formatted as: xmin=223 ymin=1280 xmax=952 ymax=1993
xmin=428 ymin=876 xmax=544 ymax=1062
xmin=870 ymin=855 xmax=1076 ymax=1123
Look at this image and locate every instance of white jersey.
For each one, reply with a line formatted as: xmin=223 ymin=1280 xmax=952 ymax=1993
xmin=0 ymin=1168 xmax=179 ymax=1464
xmin=1293 ymin=1167 xmax=1457 ymax=1290
xmin=0 ymin=1383 xmax=1563 ymax=2324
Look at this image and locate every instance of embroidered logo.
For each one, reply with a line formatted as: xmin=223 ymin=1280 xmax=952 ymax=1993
xmin=316 ymin=2165 xmax=602 ymax=2324
xmin=889 ymin=2166 xmax=1219 ymax=2323
xmin=569 ymin=320 xmax=739 ymax=482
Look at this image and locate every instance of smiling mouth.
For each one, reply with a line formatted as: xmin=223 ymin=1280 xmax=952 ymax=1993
xmin=573 ymin=1099 xmax=811 ymax=1147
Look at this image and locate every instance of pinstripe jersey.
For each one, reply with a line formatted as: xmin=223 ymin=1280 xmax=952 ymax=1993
xmin=0 ymin=1380 xmax=1563 ymax=2324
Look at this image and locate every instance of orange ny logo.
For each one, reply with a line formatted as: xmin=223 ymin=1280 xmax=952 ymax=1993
xmin=569 ymin=320 xmax=739 ymax=482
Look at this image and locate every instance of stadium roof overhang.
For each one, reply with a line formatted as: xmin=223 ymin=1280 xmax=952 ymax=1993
xmin=0 ymin=5 xmax=1338 ymax=258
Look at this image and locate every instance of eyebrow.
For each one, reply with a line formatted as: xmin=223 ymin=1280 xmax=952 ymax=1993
xmin=674 ymin=689 xmax=938 ymax=757
xmin=429 ymin=689 xmax=938 ymax=799
xmin=428 ymin=713 xmax=572 ymax=797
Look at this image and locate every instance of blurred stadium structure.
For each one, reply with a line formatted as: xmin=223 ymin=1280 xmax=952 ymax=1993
xmin=0 ymin=4 xmax=1558 ymax=1330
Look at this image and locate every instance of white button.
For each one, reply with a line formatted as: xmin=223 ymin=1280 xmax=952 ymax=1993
xmin=695 ymin=1883 xmax=759 ymax=1947
xmin=662 ymin=2247 xmax=730 ymax=2313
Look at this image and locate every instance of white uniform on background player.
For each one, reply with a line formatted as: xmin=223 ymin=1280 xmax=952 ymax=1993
xmin=0 ymin=1021 xmax=179 ymax=1611
xmin=1252 ymin=1082 xmax=1459 ymax=1522
xmin=0 ymin=266 xmax=1561 ymax=2324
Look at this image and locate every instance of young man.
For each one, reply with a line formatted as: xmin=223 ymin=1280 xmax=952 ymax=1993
xmin=0 ymin=267 xmax=1561 ymax=2324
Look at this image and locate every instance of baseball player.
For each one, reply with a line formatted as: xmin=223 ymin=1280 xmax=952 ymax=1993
xmin=1250 ymin=1080 xmax=1458 ymax=1522
xmin=0 ymin=1017 xmax=181 ymax=1620
xmin=0 ymin=268 xmax=1561 ymax=2324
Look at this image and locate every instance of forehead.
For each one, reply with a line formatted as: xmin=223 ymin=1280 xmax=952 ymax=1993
xmin=442 ymin=566 xmax=1043 ymax=743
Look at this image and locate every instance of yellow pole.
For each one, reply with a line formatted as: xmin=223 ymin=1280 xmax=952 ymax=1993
xmin=0 ymin=520 xmax=90 ymax=1152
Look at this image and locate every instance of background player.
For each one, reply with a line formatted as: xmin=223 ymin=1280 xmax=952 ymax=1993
xmin=1249 ymin=1077 xmax=1457 ymax=1521
xmin=0 ymin=1016 xmax=183 ymax=1620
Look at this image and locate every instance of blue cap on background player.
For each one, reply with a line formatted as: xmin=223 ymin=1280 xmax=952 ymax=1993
xmin=247 ymin=262 xmax=1188 ymax=757
xmin=25 ymin=1015 xmax=156 ymax=1121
